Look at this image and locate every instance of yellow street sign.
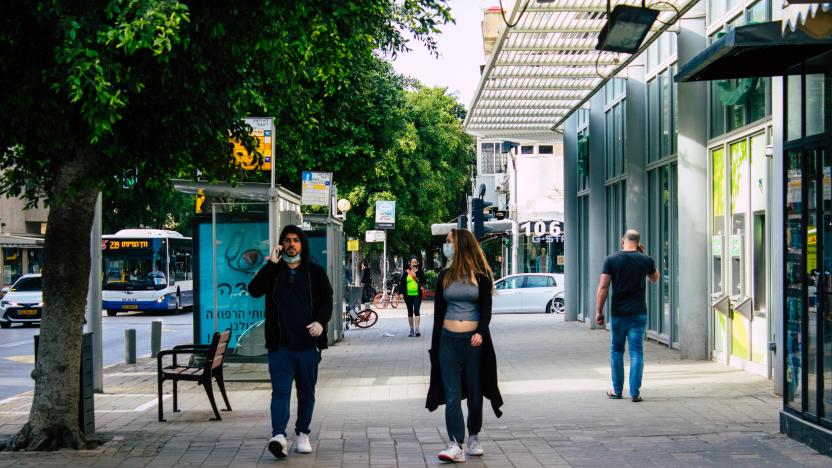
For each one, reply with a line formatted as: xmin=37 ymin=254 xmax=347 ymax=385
xmin=347 ymin=239 xmax=359 ymax=252
xmin=231 ymin=128 xmax=272 ymax=170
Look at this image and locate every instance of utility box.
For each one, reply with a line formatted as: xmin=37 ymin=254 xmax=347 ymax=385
xmin=34 ymin=332 xmax=94 ymax=437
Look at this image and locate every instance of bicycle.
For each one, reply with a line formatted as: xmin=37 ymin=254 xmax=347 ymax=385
xmin=343 ymin=300 xmax=378 ymax=329
xmin=372 ymin=281 xmax=400 ymax=309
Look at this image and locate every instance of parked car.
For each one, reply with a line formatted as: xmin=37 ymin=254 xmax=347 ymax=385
xmin=492 ymin=273 xmax=564 ymax=314
xmin=0 ymin=274 xmax=43 ymax=328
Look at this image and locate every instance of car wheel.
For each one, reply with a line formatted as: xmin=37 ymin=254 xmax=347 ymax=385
xmin=552 ymin=297 xmax=565 ymax=314
xmin=106 ymin=310 xmax=118 ymax=317
xmin=0 ymin=321 xmax=10 ymax=329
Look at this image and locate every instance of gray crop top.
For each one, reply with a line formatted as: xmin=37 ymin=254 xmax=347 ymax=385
xmin=444 ymin=280 xmax=479 ymax=322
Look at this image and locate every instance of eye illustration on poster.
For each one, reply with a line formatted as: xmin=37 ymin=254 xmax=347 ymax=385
xmin=197 ymin=219 xmax=269 ymax=357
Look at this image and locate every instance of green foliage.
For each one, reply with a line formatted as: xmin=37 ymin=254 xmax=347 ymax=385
xmin=423 ymin=268 xmax=440 ymax=291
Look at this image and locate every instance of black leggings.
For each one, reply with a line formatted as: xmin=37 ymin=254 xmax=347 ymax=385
xmin=404 ymin=295 xmax=422 ymax=317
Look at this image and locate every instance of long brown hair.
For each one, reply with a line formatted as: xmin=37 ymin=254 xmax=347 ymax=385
xmin=442 ymin=229 xmax=494 ymax=288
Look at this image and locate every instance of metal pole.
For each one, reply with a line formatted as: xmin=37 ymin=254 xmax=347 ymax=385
xmin=510 ymin=220 xmax=519 ymax=275
xmin=85 ymin=192 xmax=103 ymax=392
xmin=150 ymin=320 xmax=162 ymax=358
xmin=124 ymin=329 xmax=136 ymax=364
xmin=268 ymin=118 xmax=276 ymax=254
xmin=212 ymin=205 xmax=218 ymax=335
xmin=382 ymin=231 xmax=387 ymax=289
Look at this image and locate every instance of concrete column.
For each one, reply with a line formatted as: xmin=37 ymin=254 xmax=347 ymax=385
xmin=675 ymin=10 xmax=710 ymax=360
xmin=588 ymin=91 xmax=608 ymax=329
xmin=564 ymin=117 xmax=579 ymax=322
xmin=625 ymin=60 xmax=648 ymax=234
xmin=770 ymin=75 xmax=784 ymax=394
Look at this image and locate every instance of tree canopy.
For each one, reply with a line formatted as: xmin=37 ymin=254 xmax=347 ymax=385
xmin=0 ymin=0 xmax=455 ymax=450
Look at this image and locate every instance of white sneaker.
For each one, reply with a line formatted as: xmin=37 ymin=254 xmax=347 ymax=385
xmin=267 ymin=434 xmax=287 ymax=458
xmin=295 ymin=432 xmax=312 ymax=454
xmin=438 ymin=441 xmax=465 ymax=463
xmin=467 ymin=435 xmax=484 ymax=456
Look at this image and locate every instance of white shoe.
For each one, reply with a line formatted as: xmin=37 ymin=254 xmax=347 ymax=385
xmin=438 ymin=441 xmax=465 ymax=463
xmin=467 ymin=435 xmax=484 ymax=456
xmin=295 ymin=433 xmax=312 ymax=454
xmin=267 ymin=434 xmax=287 ymax=458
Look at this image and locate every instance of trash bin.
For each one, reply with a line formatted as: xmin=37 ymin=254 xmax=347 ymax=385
xmin=34 ymin=332 xmax=94 ymax=437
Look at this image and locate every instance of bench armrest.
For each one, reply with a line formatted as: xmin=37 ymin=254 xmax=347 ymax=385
xmin=157 ymin=348 xmax=207 ymax=369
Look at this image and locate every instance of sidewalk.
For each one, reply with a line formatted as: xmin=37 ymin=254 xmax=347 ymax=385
xmin=0 ymin=304 xmax=829 ymax=467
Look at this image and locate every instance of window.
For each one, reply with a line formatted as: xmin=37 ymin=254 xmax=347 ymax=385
xmin=647 ymin=163 xmax=678 ymax=342
xmin=521 ymin=145 xmax=534 ymax=155
xmin=709 ymin=1 xmax=771 ymax=138
xmin=605 ymin=79 xmax=627 ymax=179
xmin=538 ymin=145 xmax=554 ymax=155
xmin=577 ymin=109 xmax=590 ymax=192
xmin=497 ymin=277 xmax=523 ymax=290
xmin=524 ymin=276 xmax=553 ymax=288
xmin=480 ymin=142 xmax=507 ymax=174
xmin=648 ymin=68 xmax=678 ymax=163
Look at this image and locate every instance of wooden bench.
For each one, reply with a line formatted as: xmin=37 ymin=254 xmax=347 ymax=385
xmin=157 ymin=330 xmax=232 ymax=422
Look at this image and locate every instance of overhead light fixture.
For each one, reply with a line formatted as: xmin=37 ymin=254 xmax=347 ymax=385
xmin=596 ymin=4 xmax=660 ymax=54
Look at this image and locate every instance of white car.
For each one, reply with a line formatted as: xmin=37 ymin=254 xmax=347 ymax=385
xmin=0 ymin=274 xmax=43 ymax=328
xmin=493 ymin=273 xmax=564 ymax=314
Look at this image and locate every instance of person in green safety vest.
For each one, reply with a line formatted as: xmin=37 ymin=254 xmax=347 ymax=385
xmin=399 ymin=256 xmax=426 ymax=337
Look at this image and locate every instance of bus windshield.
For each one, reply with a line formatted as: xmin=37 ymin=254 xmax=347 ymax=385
xmin=103 ymin=248 xmax=168 ymax=291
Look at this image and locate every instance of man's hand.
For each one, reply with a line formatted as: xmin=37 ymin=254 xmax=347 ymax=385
xmin=268 ymin=245 xmax=282 ymax=264
xmin=595 ymin=311 xmax=605 ymax=326
xmin=471 ymin=333 xmax=483 ymax=347
xmin=307 ymin=321 xmax=324 ymax=337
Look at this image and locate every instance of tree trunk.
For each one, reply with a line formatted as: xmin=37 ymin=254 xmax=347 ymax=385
xmin=6 ymin=151 xmax=99 ymax=451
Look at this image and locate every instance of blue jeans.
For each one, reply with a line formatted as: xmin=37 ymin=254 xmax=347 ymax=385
xmin=267 ymin=347 xmax=319 ymax=436
xmin=609 ymin=314 xmax=647 ymax=398
xmin=439 ymin=329 xmax=482 ymax=444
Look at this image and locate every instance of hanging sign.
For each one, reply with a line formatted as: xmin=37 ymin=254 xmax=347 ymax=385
xmin=231 ymin=117 xmax=273 ymax=171
xmin=375 ymin=200 xmax=396 ymax=229
xmin=365 ymin=230 xmax=386 ymax=243
xmin=301 ymin=171 xmax=332 ymax=207
xmin=347 ymin=239 xmax=359 ymax=252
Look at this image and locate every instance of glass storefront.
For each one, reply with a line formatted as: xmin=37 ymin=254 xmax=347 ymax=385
xmin=710 ymin=130 xmax=770 ymax=372
xmin=782 ymin=71 xmax=832 ymax=427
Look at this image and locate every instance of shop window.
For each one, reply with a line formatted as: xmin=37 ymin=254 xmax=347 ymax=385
xmin=27 ymin=249 xmax=43 ymax=274
xmin=3 ymin=248 xmax=23 ymax=285
xmin=648 ymin=68 xmax=677 ymax=163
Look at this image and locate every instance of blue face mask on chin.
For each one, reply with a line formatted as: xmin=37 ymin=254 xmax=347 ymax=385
xmin=442 ymin=242 xmax=454 ymax=259
xmin=281 ymin=252 xmax=302 ymax=264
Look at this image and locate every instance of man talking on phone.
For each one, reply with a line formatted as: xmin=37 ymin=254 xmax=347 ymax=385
xmin=248 ymin=225 xmax=333 ymax=458
xmin=594 ymin=229 xmax=659 ymax=402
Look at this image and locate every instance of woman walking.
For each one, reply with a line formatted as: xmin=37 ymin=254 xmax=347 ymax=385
xmin=426 ymin=229 xmax=503 ymax=463
xmin=399 ymin=256 xmax=426 ymax=337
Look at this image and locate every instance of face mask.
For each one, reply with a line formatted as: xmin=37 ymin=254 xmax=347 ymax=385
xmin=281 ymin=252 xmax=302 ymax=264
xmin=442 ymin=242 xmax=454 ymax=258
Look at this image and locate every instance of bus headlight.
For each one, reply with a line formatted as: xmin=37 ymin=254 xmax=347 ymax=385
xmin=156 ymin=295 xmax=166 ymax=303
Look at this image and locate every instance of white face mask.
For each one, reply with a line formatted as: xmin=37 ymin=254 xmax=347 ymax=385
xmin=442 ymin=242 xmax=454 ymax=258
xmin=281 ymin=252 xmax=302 ymax=264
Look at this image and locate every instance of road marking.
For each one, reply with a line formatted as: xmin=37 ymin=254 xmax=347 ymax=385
xmin=0 ymin=395 xmax=168 ymax=415
xmin=0 ymin=340 xmax=33 ymax=349
xmin=0 ymin=396 xmax=26 ymax=405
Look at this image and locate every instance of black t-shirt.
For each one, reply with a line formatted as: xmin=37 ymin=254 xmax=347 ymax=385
xmin=601 ymin=251 xmax=657 ymax=317
xmin=276 ymin=263 xmax=315 ymax=350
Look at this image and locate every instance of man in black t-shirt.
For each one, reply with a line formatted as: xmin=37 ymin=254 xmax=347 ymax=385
xmin=595 ymin=229 xmax=660 ymax=402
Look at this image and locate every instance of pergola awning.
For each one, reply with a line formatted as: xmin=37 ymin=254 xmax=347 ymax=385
xmin=464 ymin=0 xmax=701 ymax=139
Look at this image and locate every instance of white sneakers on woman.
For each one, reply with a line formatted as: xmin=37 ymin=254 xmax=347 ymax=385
xmin=467 ymin=435 xmax=484 ymax=456
xmin=438 ymin=441 xmax=465 ymax=463
xmin=295 ymin=433 xmax=312 ymax=453
xmin=267 ymin=433 xmax=312 ymax=458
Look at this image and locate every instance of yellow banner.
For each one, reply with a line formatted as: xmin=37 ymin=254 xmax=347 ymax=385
xmin=231 ymin=129 xmax=272 ymax=170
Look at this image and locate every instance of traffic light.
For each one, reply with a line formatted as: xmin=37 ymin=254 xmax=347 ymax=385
xmin=472 ymin=198 xmax=485 ymax=239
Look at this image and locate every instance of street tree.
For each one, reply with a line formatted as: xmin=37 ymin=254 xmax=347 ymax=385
xmin=0 ymin=0 xmax=451 ymax=450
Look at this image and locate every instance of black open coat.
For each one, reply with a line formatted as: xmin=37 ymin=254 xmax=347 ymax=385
xmin=425 ymin=270 xmax=503 ymax=418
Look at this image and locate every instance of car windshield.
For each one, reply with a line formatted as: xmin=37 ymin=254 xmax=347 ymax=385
xmin=12 ymin=276 xmax=41 ymax=292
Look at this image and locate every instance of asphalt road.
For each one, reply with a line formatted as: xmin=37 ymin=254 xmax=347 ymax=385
xmin=0 ymin=310 xmax=194 ymax=401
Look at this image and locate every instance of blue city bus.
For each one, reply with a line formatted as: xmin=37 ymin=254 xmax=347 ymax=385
xmin=102 ymin=229 xmax=193 ymax=316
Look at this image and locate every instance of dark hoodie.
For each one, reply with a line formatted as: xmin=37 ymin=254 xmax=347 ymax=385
xmin=248 ymin=225 xmax=334 ymax=351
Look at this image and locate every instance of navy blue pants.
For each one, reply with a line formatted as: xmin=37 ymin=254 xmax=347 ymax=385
xmin=439 ymin=328 xmax=482 ymax=444
xmin=267 ymin=347 xmax=319 ymax=436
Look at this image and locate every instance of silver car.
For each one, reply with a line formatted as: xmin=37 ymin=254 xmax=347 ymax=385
xmin=492 ymin=273 xmax=564 ymax=314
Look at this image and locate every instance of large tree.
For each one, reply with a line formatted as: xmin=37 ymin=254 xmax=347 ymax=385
xmin=0 ymin=0 xmax=451 ymax=450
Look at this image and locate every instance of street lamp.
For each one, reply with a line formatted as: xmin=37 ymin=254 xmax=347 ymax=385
xmin=596 ymin=4 xmax=660 ymax=54
xmin=336 ymin=199 xmax=351 ymax=220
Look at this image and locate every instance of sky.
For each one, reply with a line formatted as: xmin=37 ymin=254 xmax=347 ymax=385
xmin=389 ymin=0 xmax=495 ymax=110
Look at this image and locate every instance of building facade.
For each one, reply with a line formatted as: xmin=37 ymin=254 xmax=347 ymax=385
xmin=0 ymin=193 xmax=47 ymax=288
